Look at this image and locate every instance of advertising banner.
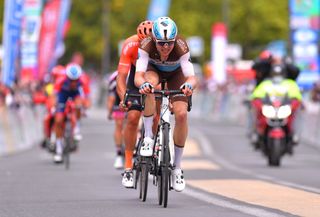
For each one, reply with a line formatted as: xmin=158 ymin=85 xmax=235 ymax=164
xmin=147 ymin=0 xmax=171 ymax=21
xmin=290 ymin=0 xmax=320 ymax=89
xmin=20 ymin=0 xmax=42 ymax=81
xmin=211 ymin=23 xmax=227 ymax=85
xmin=38 ymin=0 xmax=61 ymax=80
xmin=1 ymin=0 xmax=24 ymax=87
xmin=50 ymin=0 xmax=71 ymax=69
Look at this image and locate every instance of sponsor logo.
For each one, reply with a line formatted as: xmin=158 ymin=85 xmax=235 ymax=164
xmin=161 ymin=21 xmax=168 ymax=27
xmin=123 ymin=41 xmax=139 ymax=55
xmin=149 ymin=58 xmax=180 ymax=66
xmin=140 ymin=37 xmax=152 ymax=49
xmin=177 ymin=39 xmax=188 ymax=52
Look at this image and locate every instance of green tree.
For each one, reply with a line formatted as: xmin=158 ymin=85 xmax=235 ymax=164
xmin=1 ymin=0 xmax=290 ymax=71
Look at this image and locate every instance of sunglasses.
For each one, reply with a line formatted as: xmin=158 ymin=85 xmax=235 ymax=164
xmin=156 ymin=40 xmax=175 ymax=46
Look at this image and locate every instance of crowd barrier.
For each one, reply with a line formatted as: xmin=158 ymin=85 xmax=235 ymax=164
xmin=0 ymin=105 xmax=45 ymax=156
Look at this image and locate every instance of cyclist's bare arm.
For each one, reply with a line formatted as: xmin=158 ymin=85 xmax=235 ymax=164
xmin=116 ymin=71 xmax=128 ymax=102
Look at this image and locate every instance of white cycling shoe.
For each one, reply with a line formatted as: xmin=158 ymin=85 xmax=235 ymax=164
xmin=122 ymin=169 xmax=134 ymax=188
xmin=73 ymin=126 xmax=82 ymax=141
xmin=140 ymin=137 xmax=154 ymax=157
xmin=172 ymin=168 xmax=186 ymax=192
xmin=114 ymin=155 xmax=124 ymax=169
xmin=54 ymin=154 xmax=63 ymax=163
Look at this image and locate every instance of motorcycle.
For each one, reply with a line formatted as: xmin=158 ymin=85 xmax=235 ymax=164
xmin=260 ymin=92 xmax=294 ymax=166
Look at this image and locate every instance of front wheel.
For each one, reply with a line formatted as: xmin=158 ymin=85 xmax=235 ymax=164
xmin=157 ymin=174 xmax=163 ymax=205
xmin=161 ymin=123 xmax=170 ymax=208
xmin=139 ymin=157 xmax=150 ymax=202
xmin=64 ymin=121 xmax=73 ymax=170
xmin=267 ymin=138 xmax=284 ymax=167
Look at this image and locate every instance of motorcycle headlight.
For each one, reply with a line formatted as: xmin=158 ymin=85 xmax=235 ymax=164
xmin=262 ymin=105 xmax=276 ymax=118
xmin=277 ymin=105 xmax=292 ymax=119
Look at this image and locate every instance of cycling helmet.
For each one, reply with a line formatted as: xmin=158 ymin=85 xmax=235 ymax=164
xmin=152 ymin=17 xmax=177 ymax=41
xmin=137 ymin=20 xmax=153 ymax=40
xmin=66 ymin=63 xmax=82 ymax=80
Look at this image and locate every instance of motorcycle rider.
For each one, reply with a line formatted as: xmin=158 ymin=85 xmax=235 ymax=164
xmin=250 ymin=63 xmax=302 ymax=153
xmin=252 ymin=50 xmax=300 ymax=86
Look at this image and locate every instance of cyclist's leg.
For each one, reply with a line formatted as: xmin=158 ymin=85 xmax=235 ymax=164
xmin=140 ymin=70 xmax=159 ymax=156
xmin=124 ymin=109 xmax=141 ymax=169
xmin=167 ymin=69 xmax=189 ymax=192
xmin=113 ymin=109 xmax=125 ymax=169
xmin=73 ymin=95 xmax=83 ymax=140
xmin=122 ymin=99 xmax=142 ymax=187
xmin=43 ymin=112 xmax=51 ymax=144
xmin=54 ymin=110 xmax=65 ymax=162
xmin=122 ymin=66 xmax=143 ymax=187
xmin=144 ymin=69 xmax=159 ymax=134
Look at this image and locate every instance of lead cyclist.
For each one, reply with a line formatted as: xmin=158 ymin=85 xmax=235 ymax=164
xmin=135 ymin=17 xmax=198 ymax=192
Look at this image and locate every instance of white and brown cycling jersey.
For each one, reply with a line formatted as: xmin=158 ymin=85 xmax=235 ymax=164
xmin=136 ymin=35 xmax=195 ymax=102
xmin=136 ymin=35 xmax=194 ymax=77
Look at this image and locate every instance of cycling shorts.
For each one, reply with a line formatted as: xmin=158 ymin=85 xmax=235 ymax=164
xmin=56 ymin=90 xmax=80 ymax=113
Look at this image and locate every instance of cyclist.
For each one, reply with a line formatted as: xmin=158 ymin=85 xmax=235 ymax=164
xmin=135 ymin=17 xmax=198 ymax=192
xmin=69 ymin=52 xmax=91 ymax=122
xmin=43 ymin=65 xmax=66 ymax=149
xmin=53 ymin=63 xmax=90 ymax=163
xmin=107 ymin=71 xmax=125 ymax=169
xmin=117 ymin=20 xmax=154 ymax=188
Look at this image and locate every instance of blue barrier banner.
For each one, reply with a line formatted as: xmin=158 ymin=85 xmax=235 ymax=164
xmin=1 ymin=0 xmax=24 ymax=87
xmin=50 ymin=0 xmax=72 ymax=69
xmin=147 ymin=0 xmax=171 ymax=21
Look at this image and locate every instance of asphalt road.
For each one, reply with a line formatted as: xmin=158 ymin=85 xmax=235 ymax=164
xmin=1 ymin=107 xmax=320 ymax=217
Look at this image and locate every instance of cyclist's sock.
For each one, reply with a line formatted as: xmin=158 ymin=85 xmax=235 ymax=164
xmin=56 ymin=139 xmax=63 ymax=155
xmin=124 ymin=150 xmax=133 ymax=169
xmin=174 ymin=145 xmax=184 ymax=169
xmin=116 ymin=145 xmax=123 ymax=156
xmin=76 ymin=121 xmax=81 ymax=129
xmin=143 ymin=115 xmax=154 ymax=138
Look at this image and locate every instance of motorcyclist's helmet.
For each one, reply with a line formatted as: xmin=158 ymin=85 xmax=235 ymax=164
xmin=270 ymin=64 xmax=286 ymax=83
xmin=259 ymin=50 xmax=272 ymax=60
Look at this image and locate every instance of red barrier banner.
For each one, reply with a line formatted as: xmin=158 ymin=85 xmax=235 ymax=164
xmin=38 ymin=0 xmax=61 ymax=80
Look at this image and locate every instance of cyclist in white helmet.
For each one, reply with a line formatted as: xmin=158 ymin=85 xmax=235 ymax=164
xmin=135 ymin=17 xmax=198 ymax=192
xmin=53 ymin=63 xmax=90 ymax=163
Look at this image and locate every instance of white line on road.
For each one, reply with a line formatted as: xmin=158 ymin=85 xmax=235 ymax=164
xmin=192 ymin=128 xmax=320 ymax=194
xmin=183 ymin=187 xmax=287 ymax=217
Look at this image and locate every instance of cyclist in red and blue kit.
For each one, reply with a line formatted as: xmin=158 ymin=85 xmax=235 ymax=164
xmin=53 ymin=63 xmax=90 ymax=163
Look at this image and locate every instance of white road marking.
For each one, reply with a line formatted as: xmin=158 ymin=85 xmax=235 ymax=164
xmin=191 ymin=128 xmax=320 ymax=194
xmin=183 ymin=187 xmax=286 ymax=217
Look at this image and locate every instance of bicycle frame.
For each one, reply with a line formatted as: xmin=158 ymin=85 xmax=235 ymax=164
xmin=156 ymin=94 xmax=171 ymax=166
